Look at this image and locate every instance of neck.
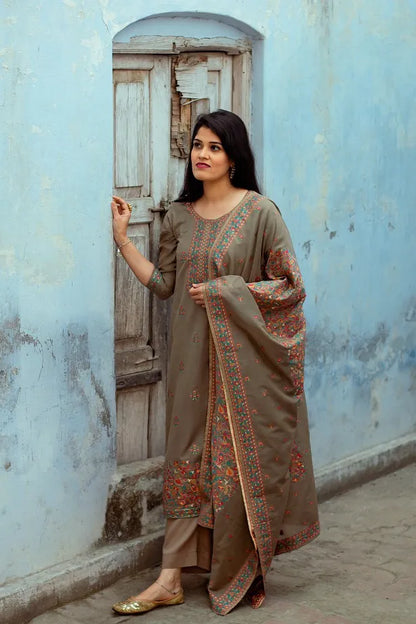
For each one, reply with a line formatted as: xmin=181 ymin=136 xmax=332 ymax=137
xmin=202 ymin=178 xmax=235 ymax=204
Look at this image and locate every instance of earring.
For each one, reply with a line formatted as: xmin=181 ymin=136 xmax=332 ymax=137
xmin=229 ymin=165 xmax=236 ymax=181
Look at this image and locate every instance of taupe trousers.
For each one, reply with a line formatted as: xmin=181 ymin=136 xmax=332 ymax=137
xmin=162 ymin=517 xmax=212 ymax=571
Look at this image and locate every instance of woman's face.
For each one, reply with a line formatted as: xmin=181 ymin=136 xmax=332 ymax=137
xmin=191 ymin=126 xmax=233 ymax=184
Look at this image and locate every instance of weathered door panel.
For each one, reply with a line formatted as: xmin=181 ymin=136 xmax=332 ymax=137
xmin=113 ymin=48 xmax=251 ymax=464
xmin=113 ymin=55 xmax=170 ymax=463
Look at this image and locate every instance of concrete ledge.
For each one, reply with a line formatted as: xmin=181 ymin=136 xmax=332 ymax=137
xmin=316 ymin=432 xmax=416 ymax=502
xmin=1 ymin=433 xmax=415 ymax=624
xmin=103 ymin=456 xmax=164 ymax=543
xmin=0 ymin=531 xmax=164 ymax=624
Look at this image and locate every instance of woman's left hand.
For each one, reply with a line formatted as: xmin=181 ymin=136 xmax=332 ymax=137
xmin=189 ymin=283 xmax=206 ymax=308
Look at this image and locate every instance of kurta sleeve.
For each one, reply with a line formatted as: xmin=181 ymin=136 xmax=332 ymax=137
xmin=147 ymin=208 xmax=177 ymax=300
xmin=247 ymin=200 xmax=306 ymax=312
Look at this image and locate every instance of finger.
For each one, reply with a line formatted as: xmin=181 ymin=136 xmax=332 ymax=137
xmin=112 ymin=195 xmax=125 ymax=204
xmin=112 ymin=195 xmax=130 ymax=214
xmin=190 ymin=286 xmax=204 ymax=297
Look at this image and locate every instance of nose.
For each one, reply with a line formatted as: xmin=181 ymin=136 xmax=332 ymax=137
xmin=199 ymin=145 xmax=209 ymax=159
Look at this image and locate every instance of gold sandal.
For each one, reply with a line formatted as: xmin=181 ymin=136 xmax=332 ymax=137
xmin=112 ymin=581 xmax=184 ymax=615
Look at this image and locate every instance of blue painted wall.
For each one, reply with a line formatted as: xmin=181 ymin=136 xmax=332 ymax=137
xmin=263 ymin=2 xmax=416 ymax=464
xmin=1 ymin=0 xmax=415 ymax=584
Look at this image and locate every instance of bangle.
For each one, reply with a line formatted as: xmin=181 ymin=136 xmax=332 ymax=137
xmin=118 ymin=239 xmax=132 ymax=249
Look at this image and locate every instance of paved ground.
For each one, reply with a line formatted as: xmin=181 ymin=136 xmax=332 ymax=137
xmin=30 ymin=464 xmax=416 ymax=624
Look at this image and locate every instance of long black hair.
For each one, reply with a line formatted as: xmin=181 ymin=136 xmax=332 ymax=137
xmin=176 ymin=109 xmax=261 ymax=202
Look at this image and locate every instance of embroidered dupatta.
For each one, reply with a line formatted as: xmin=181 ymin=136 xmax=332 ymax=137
xmin=148 ymin=192 xmax=319 ymax=615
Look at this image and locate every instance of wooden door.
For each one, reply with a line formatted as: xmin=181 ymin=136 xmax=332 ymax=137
xmin=113 ymin=47 xmax=251 ymax=464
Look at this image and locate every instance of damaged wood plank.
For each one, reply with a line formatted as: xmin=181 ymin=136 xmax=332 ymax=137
xmin=113 ymin=35 xmax=251 ymax=56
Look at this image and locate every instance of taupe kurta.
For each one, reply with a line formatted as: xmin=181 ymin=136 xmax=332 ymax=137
xmin=148 ymin=191 xmax=319 ymax=615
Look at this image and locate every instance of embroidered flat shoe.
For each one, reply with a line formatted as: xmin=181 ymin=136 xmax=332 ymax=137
xmin=112 ymin=588 xmax=184 ymax=615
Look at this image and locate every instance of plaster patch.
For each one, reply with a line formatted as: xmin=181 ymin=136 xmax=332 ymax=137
xmin=41 ymin=176 xmax=53 ymax=190
xmin=81 ymin=31 xmax=105 ymax=68
xmin=0 ymin=248 xmax=17 ymax=274
xmin=98 ymin=0 xmax=120 ymax=36
xmin=31 ymin=125 xmax=42 ymax=134
xmin=379 ymin=196 xmax=398 ymax=217
xmin=63 ymin=0 xmax=77 ymax=7
xmin=310 ymin=131 xmax=331 ymax=229
xmin=1 ymin=237 xmax=75 ymax=285
xmin=397 ymin=115 xmax=416 ymax=149
xmin=28 ymin=235 xmax=75 ymax=285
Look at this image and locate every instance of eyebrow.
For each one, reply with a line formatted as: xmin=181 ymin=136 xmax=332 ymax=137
xmin=194 ymin=138 xmax=223 ymax=145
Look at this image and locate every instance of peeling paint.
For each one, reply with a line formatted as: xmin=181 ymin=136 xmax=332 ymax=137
xmin=0 ymin=434 xmax=18 ymax=474
xmin=306 ymin=319 xmax=414 ymax=402
xmin=63 ymin=324 xmax=89 ymax=386
xmin=0 ymin=316 xmax=41 ymax=413
xmin=62 ymin=325 xmax=112 ymax=437
xmin=306 ymin=0 xmax=334 ymax=32
xmin=405 ymin=299 xmax=416 ymax=322
xmin=91 ymin=373 xmax=112 ymax=436
xmin=302 ymin=240 xmax=312 ymax=259
xmin=354 ymin=324 xmax=388 ymax=364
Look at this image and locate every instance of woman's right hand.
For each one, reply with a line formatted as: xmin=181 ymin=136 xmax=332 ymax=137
xmin=111 ymin=195 xmax=131 ymax=245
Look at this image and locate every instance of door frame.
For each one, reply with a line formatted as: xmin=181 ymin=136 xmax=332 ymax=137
xmin=112 ymin=35 xmax=253 ymax=463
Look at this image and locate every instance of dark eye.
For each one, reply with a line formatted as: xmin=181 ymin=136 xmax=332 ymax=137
xmin=192 ymin=141 xmax=201 ymax=149
xmin=211 ymin=145 xmax=221 ymax=151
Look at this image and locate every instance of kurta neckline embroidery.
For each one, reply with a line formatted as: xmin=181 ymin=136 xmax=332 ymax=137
xmin=187 ymin=189 xmax=251 ymax=222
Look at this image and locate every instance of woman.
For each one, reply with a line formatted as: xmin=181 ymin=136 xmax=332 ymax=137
xmin=111 ymin=110 xmax=319 ymax=616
